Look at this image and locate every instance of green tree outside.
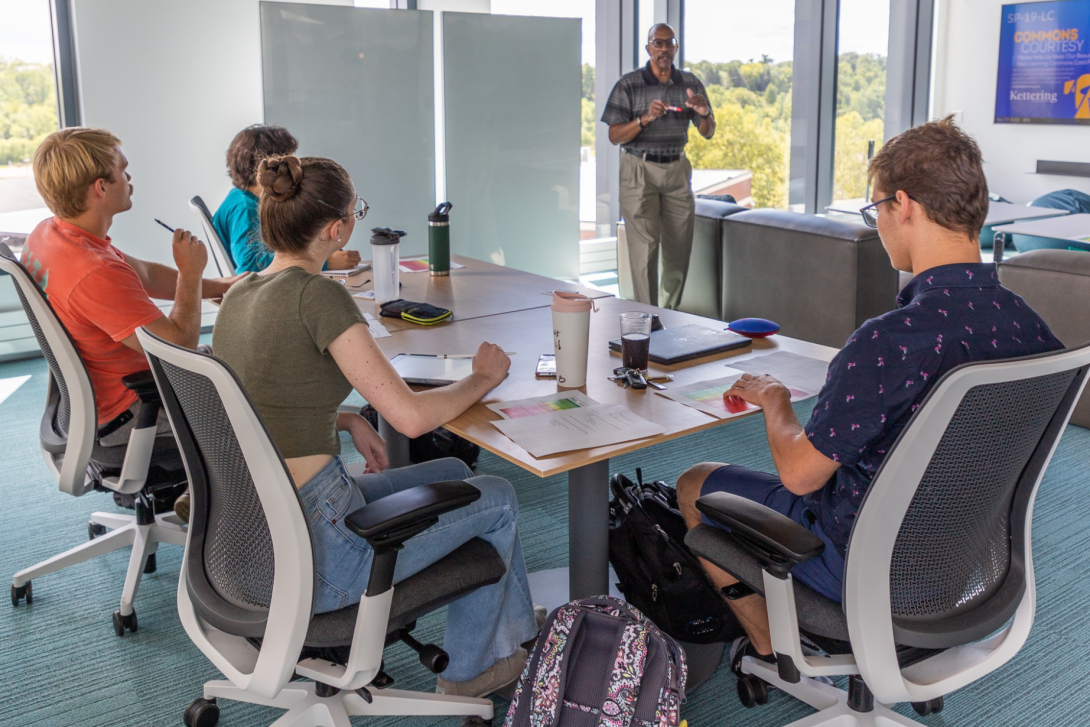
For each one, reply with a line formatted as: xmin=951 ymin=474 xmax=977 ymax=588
xmin=582 ymin=63 xmax=595 ymax=151
xmin=686 ymin=52 xmax=886 ymax=208
xmin=0 ymin=58 xmax=58 ymax=166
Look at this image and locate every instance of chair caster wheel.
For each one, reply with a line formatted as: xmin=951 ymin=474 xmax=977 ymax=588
xmin=737 ymin=674 xmax=768 ymax=708
xmin=418 ymin=643 xmax=450 ymax=674
xmin=912 ymin=696 xmax=943 ymax=716
xmin=112 ymin=609 xmax=137 ymax=636
xmin=88 ymin=522 xmax=107 ymax=539
xmin=184 ymin=697 xmax=219 ymax=727
xmin=11 ymin=581 xmax=33 ymax=607
xmin=143 ymin=553 xmax=157 ymax=574
xmin=315 ymin=682 xmax=339 ymax=698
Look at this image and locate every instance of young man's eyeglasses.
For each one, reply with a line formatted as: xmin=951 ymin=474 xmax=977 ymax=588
xmin=350 ymin=196 xmax=369 ymax=221
xmin=859 ymin=194 xmax=920 ymax=228
xmin=649 ymin=38 xmax=679 ymax=50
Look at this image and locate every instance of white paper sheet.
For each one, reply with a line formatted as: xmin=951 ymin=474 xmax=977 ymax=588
xmin=363 ymin=312 xmax=391 ymax=339
xmin=487 ymin=391 xmax=600 ymax=419
xmin=659 ymin=370 xmax=815 ymax=420
xmin=725 ymin=351 xmax=830 ymax=394
xmin=353 ymin=290 xmax=377 ymax=300
xmin=491 ymin=404 xmax=665 ymax=458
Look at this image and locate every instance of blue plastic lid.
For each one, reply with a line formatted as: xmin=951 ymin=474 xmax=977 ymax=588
xmin=727 ymin=318 xmax=780 ymax=338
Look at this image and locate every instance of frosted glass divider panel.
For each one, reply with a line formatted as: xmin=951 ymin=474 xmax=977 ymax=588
xmin=443 ymin=12 xmax=581 ymax=280
xmin=261 ymin=3 xmax=436 ymax=255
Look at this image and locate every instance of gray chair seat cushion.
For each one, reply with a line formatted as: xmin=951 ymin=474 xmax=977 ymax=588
xmin=686 ymin=524 xmax=850 ymax=643
xmin=305 ymin=537 xmax=505 ymax=648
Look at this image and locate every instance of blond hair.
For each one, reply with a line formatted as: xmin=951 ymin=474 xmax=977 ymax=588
xmin=33 ymin=127 xmax=122 ymax=218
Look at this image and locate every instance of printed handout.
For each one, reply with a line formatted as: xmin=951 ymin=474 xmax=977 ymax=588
xmin=491 ymin=404 xmax=665 ymax=458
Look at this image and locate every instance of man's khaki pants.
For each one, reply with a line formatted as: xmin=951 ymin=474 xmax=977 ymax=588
xmin=619 ymin=151 xmax=695 ymax=309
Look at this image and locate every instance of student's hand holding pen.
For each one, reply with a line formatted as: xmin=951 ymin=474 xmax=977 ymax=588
xmin=328 ymin=249 xmax=361 ymax=270
xmin=172 ymin=228 xmax=208 ymax=279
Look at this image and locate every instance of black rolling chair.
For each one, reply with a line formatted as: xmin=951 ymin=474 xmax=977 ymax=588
xmin=1 ymin=243 xmax=188 ymax=636
xmin=687 ymin=344 xmax=1090 ymax=726
xmin=138 ymin=327 xmax=508 ymax=727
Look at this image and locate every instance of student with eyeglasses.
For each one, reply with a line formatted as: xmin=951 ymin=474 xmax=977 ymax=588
xmin=673 ymin=117 xmax=1063 ymax=675
xmin=601 ymin=23 xmax=716 ymax=310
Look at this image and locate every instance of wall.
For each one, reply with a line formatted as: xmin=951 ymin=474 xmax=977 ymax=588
xmin=70 ymin=0 xmax=352 ymax=267
xmin=933 ymin=0 xmax=1090 ymax=203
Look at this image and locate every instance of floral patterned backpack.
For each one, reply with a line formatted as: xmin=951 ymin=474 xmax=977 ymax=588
xmin=505 ymin=596 xmax=687 ymax=727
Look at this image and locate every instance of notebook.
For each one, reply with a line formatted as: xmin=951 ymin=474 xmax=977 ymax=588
xmin=608 ymin=324 xmax=751 ymax=365
xmin=390 ymin=354 xmax=473 ymax=386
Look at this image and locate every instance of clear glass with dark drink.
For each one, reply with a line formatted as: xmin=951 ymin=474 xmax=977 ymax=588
xmin=620 ymin=312 xmax=652 ymax=371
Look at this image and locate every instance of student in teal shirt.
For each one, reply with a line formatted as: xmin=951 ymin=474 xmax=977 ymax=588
xmin=213 ymin=125 xmax=360 ymax=273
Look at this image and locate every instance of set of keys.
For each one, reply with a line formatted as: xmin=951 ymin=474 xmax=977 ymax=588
xmin=609 ymin=367 xmax=673 ymax=391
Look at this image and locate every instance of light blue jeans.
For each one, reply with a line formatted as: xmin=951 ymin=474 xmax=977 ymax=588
xmin=297 ymin=456 xmax=538 ymax=681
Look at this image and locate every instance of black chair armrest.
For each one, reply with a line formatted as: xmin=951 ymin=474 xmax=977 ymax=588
xmin=346 ymin=480 xmax=481 ymax=550
xmin=122 ymin=370 xmax=161 ymax=403
xmin=695 ymin=492 xmax=825 ymax=579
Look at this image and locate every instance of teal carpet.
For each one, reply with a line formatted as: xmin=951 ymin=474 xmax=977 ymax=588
xmin=3 ymin=353 xmax=1090 ymax=726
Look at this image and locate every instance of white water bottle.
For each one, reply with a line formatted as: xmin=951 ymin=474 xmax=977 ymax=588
xmin=370 ymin=228 xmax=403 ymax=304
xmin=551 ymin=291 xmax=597 ymax=388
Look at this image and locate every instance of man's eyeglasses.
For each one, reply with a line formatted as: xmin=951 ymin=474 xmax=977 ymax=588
xmin=859 ymin=194 xmax=919 ymax=228
xmin=350 ymin=196 xmax=369 ymax=221
xmin=649 ymin=38 xmax=679 ymax=50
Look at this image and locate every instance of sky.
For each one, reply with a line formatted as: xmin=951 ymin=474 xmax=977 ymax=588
xmin=0 ymin=0 xmax=889 ymax=69
xmin=0 ymin=0 xmax=53 ymax=65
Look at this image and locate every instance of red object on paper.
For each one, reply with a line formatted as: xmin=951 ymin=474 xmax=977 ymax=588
xmin=722 ymin=394 xmax=750 ymax=414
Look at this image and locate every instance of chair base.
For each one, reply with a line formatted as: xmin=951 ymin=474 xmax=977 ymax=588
xmin=203 ymin=679 xmax=493 ymax=726
xmin=743 ymin=659 xmax=927 ymax=727
xmin=12 ymin=510 xmax=187 ymax=620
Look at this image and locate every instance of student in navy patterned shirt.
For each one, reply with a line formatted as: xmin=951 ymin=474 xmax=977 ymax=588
xmin=676 ymin=116 xmax=1063 ymax=669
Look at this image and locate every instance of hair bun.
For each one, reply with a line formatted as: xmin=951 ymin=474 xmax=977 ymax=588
xmin=256 ymin=155 xmax=303 ymax=202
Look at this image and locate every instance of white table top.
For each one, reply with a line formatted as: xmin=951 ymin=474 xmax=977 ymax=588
xmin=0 ymin=207 xmax=51 ymax=236
xmin=993 ymin=213 xmax=1090 ymax=241
xmin=984 ymin=202 xmax=1068 ymax=227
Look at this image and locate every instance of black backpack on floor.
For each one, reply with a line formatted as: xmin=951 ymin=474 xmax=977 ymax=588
xmin=608 ymin=469 xmax=743 ymax=645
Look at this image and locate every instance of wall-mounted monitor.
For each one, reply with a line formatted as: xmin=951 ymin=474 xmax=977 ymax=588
xmin=996 ymin=0 xmax=1090 ymax=124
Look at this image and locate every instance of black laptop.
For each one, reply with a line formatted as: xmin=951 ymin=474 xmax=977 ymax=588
xmin=608 ymin=324 xmax=751 ymax=365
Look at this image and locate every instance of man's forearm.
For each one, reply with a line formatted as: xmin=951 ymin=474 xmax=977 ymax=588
xmin=761 ymin=393 xmax=829 ymax=495
xmin=698 ymin=114 xmax=715 ymax=139
xmin=609 ymin=118 xmax=645 ymax=145
xmin=168 ymin=272 xmax=203 ymax=349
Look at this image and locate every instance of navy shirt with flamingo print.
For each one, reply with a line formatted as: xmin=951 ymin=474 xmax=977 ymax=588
xmin=802 ymin=262 xmax=1063 ymax=555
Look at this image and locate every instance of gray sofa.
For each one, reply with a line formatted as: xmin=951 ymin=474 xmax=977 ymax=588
xmin=999 ymin=249 xmax=1090 ymax=427
xmin=719 ymin=210 xmax=898 ymax=349
xmin=618 ymin=205 xmax=898 ymax=349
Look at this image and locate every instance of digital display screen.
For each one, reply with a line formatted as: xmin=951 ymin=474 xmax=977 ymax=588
xmin=996 ymin=0 xmax=1090 ymax=124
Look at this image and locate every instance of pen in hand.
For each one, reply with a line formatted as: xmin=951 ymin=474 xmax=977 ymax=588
xmin=155 ymin=219 xmax=175 ymax=233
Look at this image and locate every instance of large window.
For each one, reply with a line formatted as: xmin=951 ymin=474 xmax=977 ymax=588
xmin=832 ymin=0 xmax=890 ymax=207
xmin=682 ymin=0 xmax=794 ymax=209
xmin=0 ymin=0 xmax=58 ymax=224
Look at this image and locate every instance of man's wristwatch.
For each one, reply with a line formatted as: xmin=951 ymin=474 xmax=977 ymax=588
xmin=636 ymin=116 xmax=644 ymax=128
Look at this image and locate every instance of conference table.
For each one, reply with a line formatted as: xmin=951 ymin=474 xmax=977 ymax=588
xmin=346 ymin=256 xmax=839 ymax=600
xmin=992 ymin=213 xmax=1090 ymax=260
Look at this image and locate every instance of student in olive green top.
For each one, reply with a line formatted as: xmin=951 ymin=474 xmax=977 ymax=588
xmin=212 ymin=155 xmax=538 ymax=700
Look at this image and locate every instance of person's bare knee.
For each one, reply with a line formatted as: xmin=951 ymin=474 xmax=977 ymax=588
xmin=676 ymin=462 xmax=727 ymax=529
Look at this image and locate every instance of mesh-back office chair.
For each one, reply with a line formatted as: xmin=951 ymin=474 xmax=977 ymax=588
xmin=138 ymin=328 xmax=508 ymax=727
xmin=1 ymin=243 xmax=188 ymax=636
xmin=686 ymin=343 xmax=1090 ymax=727
xmin=189 ymin=196 xmax=236 ymax=278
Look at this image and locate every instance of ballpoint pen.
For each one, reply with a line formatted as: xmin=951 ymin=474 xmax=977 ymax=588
xmin=154 ymin=219 xmax=175 ymax=232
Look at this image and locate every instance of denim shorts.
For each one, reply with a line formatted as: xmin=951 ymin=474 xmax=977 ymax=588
xmin=700 ymin=465 xmax=845 ymax=603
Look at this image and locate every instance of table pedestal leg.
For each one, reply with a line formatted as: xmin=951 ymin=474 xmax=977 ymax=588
xmin=377 ymin=414 xmax=412 ymax=469
xmin=567 ymin=458 xmax=610 ymax=600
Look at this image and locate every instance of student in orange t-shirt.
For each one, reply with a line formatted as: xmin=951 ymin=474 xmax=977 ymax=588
xmin=23 ymin=128 xmax=242 ymax=516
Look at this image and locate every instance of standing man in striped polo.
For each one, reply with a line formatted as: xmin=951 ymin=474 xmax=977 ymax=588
xmin=603 ymin=23 xmax=716 ymax=309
